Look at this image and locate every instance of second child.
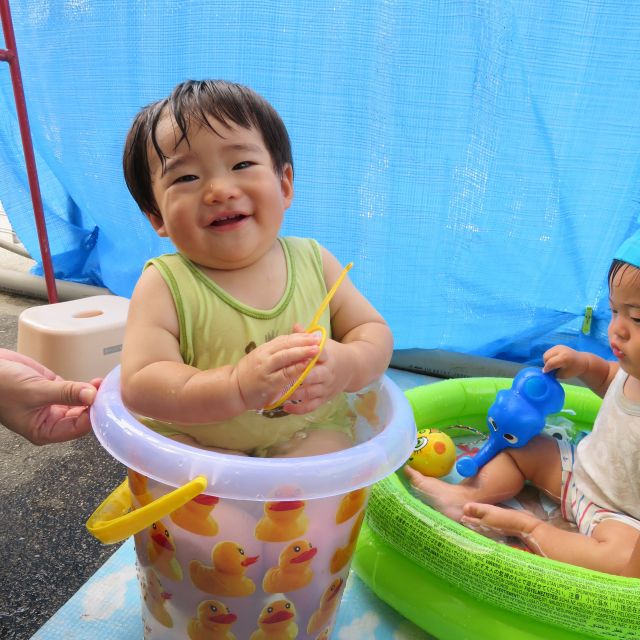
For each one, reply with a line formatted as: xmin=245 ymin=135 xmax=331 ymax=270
xmin=407 ymin=230 xmax=640 ymax=576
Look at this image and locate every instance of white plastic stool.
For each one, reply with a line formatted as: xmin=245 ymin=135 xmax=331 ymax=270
xmin=17 ymin=295 xmax=129 ymax=382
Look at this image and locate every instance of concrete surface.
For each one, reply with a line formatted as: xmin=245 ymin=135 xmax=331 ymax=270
xmin=0 ymin=252 xmax=125 ymax=640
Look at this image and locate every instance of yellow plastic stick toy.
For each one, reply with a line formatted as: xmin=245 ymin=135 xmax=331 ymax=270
xmin=262 ymin=261 xmax=354 ymax=411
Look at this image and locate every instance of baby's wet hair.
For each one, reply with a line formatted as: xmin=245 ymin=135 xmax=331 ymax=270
xmin=123 ymin=79 xmax=293 ymax=217
xmin=608 ymin=259 xmax=640 ymax=289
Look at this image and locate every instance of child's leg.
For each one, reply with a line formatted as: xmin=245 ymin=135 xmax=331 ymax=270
xmin=462 ymin=506 xmax=640 ymax=575
xmin=405 ymin=434 xmax=562 ymax=522
xmin=269 ymin=429 xmax=353 ymax=457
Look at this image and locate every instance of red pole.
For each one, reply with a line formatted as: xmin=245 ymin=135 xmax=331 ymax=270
xmin=0 ymin=0 xmax=58 ymax=302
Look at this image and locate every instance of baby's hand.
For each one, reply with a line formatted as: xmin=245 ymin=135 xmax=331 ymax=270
xmin=233 ymin=332 xmax=321 ymax=410
xmin=542 ymin=345 xmax=587 ymax=379
xmin=283 ymin=338 xmax=349 ymax=414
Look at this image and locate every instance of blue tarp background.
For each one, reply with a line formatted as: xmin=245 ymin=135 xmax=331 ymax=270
xmin=2 ymin=0 xmax=640 ymax=363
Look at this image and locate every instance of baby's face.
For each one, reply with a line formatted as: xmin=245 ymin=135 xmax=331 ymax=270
xmin=608 ymin=265 xmax=640 ymax=380
xmin=146 ymin=111 xmax=293 ymax=271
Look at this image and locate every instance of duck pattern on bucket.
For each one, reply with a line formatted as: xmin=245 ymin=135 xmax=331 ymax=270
xmin=130 ymin=469 xmax=370 ymax=640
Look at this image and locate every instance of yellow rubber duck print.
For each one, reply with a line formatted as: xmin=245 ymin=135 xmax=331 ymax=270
xmin=334 ymin=488 xmax=368 ymax=524
xmin=147 ymin=520 xmax=183 ymax=582
xmin=140 ymin=568 xmax=173 ymax=628
xmin=262 ymin=540 xmax=317 ymax=593
xmin=255 ymin=500 xmax=308 ymax=542
xmin=306 ymin=577 xmax=344 ymax=635
xmin=187 ymin=599 xmax=237 ymax=640
xmin=249 ymin=599 xmax=298 ymax=640
xmin=170 ymin=493 xmax=220 ymax=536
xmin=329 ymin=510 xmax=365 ymax=574
xmin=189 ymin=540 xmax=259 ymax=597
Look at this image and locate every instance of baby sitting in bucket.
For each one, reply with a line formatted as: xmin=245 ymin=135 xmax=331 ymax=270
xmin=407 ymin=230 xmax=640 ymax=577
xmin=119 ymin=79 xmax=392 ymax=457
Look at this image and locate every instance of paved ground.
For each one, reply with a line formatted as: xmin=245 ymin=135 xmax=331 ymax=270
xmin=0 ymin=405 xmax=125 ymax=640
xmin=0 ymin=254 xmax=126 ymax=640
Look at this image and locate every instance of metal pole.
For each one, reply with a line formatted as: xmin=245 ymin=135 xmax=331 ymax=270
xmin=0 ymin=0 xmax=58 ymax=302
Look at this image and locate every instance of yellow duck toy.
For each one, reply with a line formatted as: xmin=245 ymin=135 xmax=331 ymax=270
xmin=334 ymin=488 xmax=368 ymax=524
xmin=141 ymin=568 xmax=173 ymax=628
xmin=330 ymin=510 xmax=364 ymax=574
xmin=249 ymin=599 xmax=298 ymax=640
xmin=170 ymin=493 xmax=220 ymax=536
xmin=262 ymin=540 xmax=317 ymax=593
xmin=255 ymin=500 xmax=308 ymax=542
xmin=187 ymin=599 xmax=237 ymax=640
xmin=190 ymin=540 xmax=259 ymax=596
xmin=306 ymin=577 xmax=344 ymax=635
xmin=147 ymin=520 xmax=183 ymax=582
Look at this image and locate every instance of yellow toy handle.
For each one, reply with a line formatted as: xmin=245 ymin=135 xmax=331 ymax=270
xmin=263 ymin=261 xmax=353 ymax=411
xmin=86 ymin=475 xmax=207 ymax=544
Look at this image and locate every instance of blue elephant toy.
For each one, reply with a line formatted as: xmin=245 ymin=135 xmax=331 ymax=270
xmin=456 ymin=367 xmax=565 ymax=478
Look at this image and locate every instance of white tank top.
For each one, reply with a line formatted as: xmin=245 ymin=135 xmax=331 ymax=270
xmin=574 ymin=367 xmax=640 ymax=519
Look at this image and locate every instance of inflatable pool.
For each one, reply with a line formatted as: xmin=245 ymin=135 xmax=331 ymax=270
xmin=353 ymin=376 xmax=640 ymax=640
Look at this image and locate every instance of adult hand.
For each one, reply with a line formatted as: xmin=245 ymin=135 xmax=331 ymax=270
xmin=0 ymin=349 xmax=101 ymax=445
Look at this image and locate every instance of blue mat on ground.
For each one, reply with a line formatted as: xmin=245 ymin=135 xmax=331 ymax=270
xmin=29 ymin=537 xmax=432 ymax=639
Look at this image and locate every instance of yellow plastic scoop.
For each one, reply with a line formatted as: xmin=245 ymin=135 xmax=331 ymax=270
xmin=262 ymin=261 xmax=353 ymax=411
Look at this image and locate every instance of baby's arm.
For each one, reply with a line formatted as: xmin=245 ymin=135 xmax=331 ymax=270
xmin=285 ymin=247 xmax=393 ymax=414
xmin=542 ymin=345 xmax=618 ymax=398
xmin=121 ymin=266 xmax=321 ymax=423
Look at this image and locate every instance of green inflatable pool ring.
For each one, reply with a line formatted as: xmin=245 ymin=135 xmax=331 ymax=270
xmin=353 ymin=376 xmax=640 ymax=640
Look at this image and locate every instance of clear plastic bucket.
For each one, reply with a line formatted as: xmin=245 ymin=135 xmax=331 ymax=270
xmin=87 ymin=366 xmax=415 ymax=639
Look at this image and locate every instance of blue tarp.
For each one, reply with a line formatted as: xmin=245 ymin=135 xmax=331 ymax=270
xmin=2 ymin=0 xmax=640 ymax=362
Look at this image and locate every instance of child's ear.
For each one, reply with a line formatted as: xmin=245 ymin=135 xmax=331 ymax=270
xmin=145 ymin=211 xmax=167 ymax=237
xmin=281 ymin=164 xmax=294 ymax=208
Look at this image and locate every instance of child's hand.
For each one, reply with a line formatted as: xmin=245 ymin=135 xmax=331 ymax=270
xmin=282 ymin=336 xmax=350 ymax=414
xmin=232 ymin=332 xmax=321 ymax=410
xmin=542 ymin=345 xmax=587 ymax=379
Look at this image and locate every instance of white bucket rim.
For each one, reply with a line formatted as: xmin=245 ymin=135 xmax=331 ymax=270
xmin=91 ymin=366 xmax=416 ymax=501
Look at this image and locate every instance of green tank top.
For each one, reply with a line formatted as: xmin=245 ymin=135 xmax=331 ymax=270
xmin=140 ymin=237 xmax=354 ymax=454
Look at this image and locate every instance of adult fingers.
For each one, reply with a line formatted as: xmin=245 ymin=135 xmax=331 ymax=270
xmin=34 ymin=379 xmax=97 ymax=408
xmin=45 ymin=411 xmax=93 ymax=443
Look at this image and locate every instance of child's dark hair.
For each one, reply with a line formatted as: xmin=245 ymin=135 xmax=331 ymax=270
xmin=608 ymin=259 xmax=640 ymax=288
xmin=123 ymin=79 xmax=293 ymax=217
